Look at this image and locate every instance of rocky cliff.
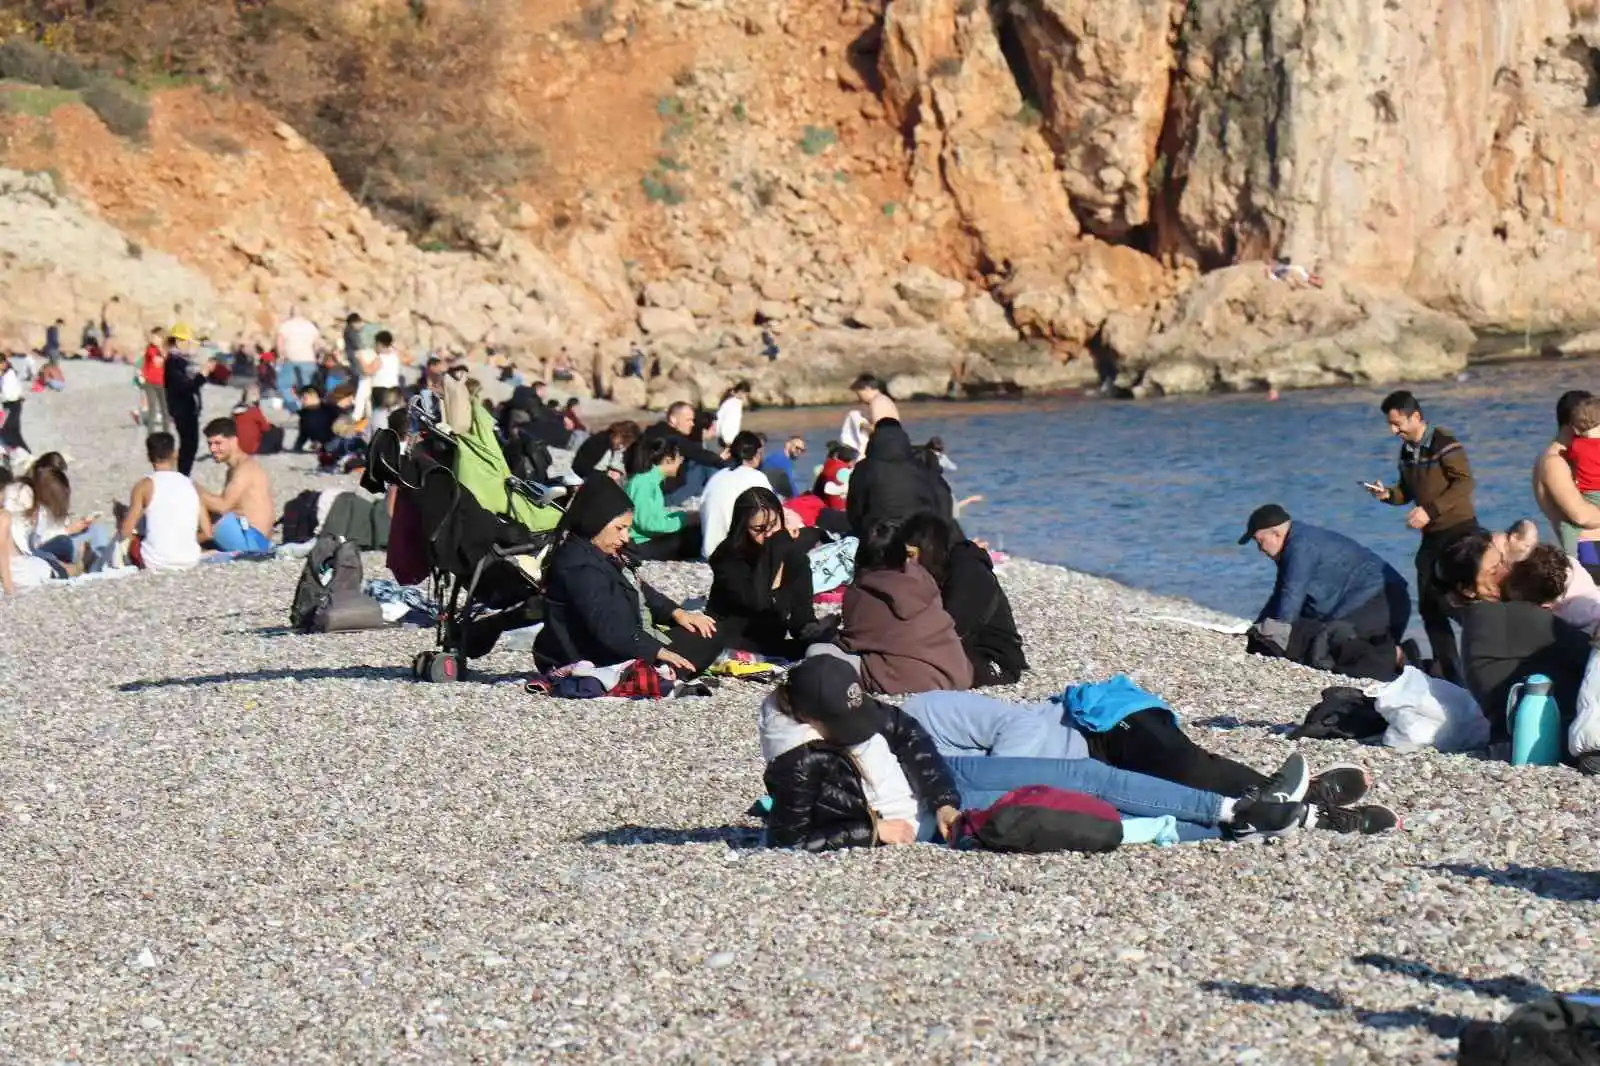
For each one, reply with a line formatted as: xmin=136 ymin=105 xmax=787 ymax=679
xmin=2 ymin=0 xmax=1597 ymax=401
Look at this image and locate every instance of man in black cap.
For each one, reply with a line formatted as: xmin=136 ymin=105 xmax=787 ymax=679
xmin=1240 ymin=504 xmax=1412 ymax=679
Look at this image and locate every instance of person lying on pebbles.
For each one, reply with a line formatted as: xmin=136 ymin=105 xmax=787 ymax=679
xmin=758 ymin=657 xmax=1323 ymax=851
xmin=902 ymin=684 xmax=1399 ymax=835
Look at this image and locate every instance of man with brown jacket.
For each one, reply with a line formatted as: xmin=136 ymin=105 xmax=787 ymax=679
xmin=1365 ymin=390 xmax=1479 ymax=684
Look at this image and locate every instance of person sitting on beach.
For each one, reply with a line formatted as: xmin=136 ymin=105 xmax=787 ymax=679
xmin=845 ymin=418 xmax=955 ymax=538
xmin=759 ymin=435 xmax=807 ymax=498
xmin=0 ymin=505 xmax=57 ymax=594
xmin=535 ymin=476 xmax=723 ymax=678
xmin=698 ymin=431 xmax=772 ymax=558
xmin=622 ymin=436 xmax=700 ymax=562
xmin=850 ymin=373 xmax=900 ymax=433
xmin=293 ymin=386 xmax=339 ymax=453
xmin=8 ymin=452 xmax=117 ymax=573
xmin=1437 ymin=531 xmax=1596 ymax=772
xmin=1505 ymin=542 xmax=1600 ymax=634
xmin=899 ymin=683 xmax=1395 ymax=832
xmin=197 ymin=418 xmax=274 ymax=554
xmin=707 ymin=486 xmax=838 ymax=659
xmin=760 ymin=657 xmax=1316 ymax=850
xmin=117 ymin=431 xmax=208 ymax=572
xmin=572 ymin=421 xmax=640 ymax=482
xmin=895 ymin=512 xmax=1027 ymax=687
xmin=1240 ymin=503 xmax=1411 ymax=680
xmin=784 ymin=445 xmax=855 ymax=537
xmin=832 ymin=518 xmax=972 ymax=695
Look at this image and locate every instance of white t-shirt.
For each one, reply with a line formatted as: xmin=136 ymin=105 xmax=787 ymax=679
xmin=699 ymin=464 xmax=772 ymax=558
xmin=715 ymin=396 xmax=744 ymax=447
xmin=139 ymin=470 xmax=202 ymax=571
xmin=371 ymin=349 xmax=401 ymax=388
xmin=276 ymin=316 xmax=320 ymax=365
xmin=8 ymin=551 xmax=53 ymax=589
xmin=0 ymin=367 xmax=21 ymax=403
xmin=2 ymin=483 xmax=33 ymax=552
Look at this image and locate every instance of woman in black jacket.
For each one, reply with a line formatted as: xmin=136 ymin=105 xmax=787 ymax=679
xmin=845 ymin=419 xmax=954 ymax=537
xmin=707 ymin=487 xmax=837 ymax=659
xmin=897 ymin=512 xmax=1027 ymax=686
xmin=1438 ymin=531 xmax=1592 ymax=752
xmin=535 ymin=476 xmax=723 ymax=676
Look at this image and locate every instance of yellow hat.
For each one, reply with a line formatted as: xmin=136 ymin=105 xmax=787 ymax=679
xmin=170 ymin=323 xmax=194 ymax=342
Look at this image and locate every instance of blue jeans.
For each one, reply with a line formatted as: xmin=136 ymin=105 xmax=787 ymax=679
xmin=666 ymin=461 xmax=716 ymax=506
xmin=281 ymin=363 xmax=316 ymax=412
xmin=211 ymin=513 xmax=272 ymax=554
xmin=944 ymin=755 xmax=1224 ymax=842
xmin=36 ymin=519 xmax=117 ymax=573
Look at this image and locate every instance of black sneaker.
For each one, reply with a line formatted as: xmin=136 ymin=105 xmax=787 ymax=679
xmin=1227 ymin=797 xmax=1306 ymax=841
xmin=1258 ymin=752 xmax=1311 ymax=803
xmin=1307 ymin=765 xmax=1371 ymax=809
xmin=1306 ymin=802 xmax=1401 ymax=834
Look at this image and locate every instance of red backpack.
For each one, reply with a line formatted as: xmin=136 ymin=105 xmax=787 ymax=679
xmin=953 ymin=785 xmax=1123 ymax=854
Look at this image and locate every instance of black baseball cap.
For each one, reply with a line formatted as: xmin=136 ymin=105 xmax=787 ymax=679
xmin=781 ymin=656 xmax=882 ymax=746
xmin=1238 ymin=503 xmax=1292 ymax=545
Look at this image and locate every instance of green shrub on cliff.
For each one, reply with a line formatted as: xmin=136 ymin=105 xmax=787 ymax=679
xmin=82 ymin=79 xmax=149 ymax=140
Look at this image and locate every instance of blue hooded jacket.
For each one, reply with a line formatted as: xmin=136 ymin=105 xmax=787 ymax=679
xmin=1258 ymin=521 xmax=1406 ymax=625
xmin=1059 ymin=675 xmax=1174 ymax=733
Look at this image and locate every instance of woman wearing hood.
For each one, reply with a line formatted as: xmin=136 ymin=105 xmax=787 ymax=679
xmin=536 ymin=476 xmax=723 ymax=677
xmin=837 ymin=518 xmax=973 ymax=694
xmin=845 ymin=418 xmax=955 ymax=538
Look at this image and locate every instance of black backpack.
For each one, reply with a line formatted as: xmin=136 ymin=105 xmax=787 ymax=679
xmin=504 ymin=429 xmax=554 ymax=485
xmin=1460 ymin=995 xmax=1600 ymax=1065
xmin=279 ymin=489 xmax=322 ymax=544
xmin=290 ymin=535 xmax=383 ymax=633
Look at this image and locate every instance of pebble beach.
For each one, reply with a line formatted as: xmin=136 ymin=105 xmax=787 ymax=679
xmin=2 ymin=365 xmax=1596 ymax=1064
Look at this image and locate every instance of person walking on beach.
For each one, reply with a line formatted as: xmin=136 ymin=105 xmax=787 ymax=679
xmin=275 ymin=306 xmax=320 ymax=413
xmin=163 ymin=328 xmax=213 ymax=477
xmin=1364 ymin=390 xmax=1478 ymax=684
xmin=0 ymin=351 xmax=28 ymax=463
xmin=139 ymin=328 xmax=170 ymax=434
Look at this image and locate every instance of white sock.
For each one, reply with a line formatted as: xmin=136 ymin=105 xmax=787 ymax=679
xmin=1219 ymin=797 xmax=1237 ymax=824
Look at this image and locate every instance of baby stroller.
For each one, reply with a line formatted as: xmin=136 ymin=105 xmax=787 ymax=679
xmin=364 ymin=390 xmax=567 ymax=682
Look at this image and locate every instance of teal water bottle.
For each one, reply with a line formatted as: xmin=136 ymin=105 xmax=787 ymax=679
xmin=1508 ymin=674 xmax=1562 ymax=767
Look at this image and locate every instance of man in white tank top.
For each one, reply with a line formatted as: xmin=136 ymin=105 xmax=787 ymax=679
xmin=117 ymin=431 xmax=210 ymax=571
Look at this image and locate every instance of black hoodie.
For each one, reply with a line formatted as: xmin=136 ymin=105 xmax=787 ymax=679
xmin=845 ymin=420 xmax=954 ymax=536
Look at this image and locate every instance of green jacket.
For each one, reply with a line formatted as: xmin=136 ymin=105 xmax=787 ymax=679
xmin=626 ymin=468 xmax=684 ymax=542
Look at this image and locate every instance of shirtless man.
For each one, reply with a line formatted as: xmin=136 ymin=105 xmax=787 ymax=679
xmin=199 ymin=417 xmax=275 ymax=553
xmin=850 ymin=373 xmax=900 ymax=432
xmin=1532 ymin=390 xmax=1600 ymax=559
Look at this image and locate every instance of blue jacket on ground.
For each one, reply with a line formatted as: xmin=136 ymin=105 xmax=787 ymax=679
xmin=1258 ymin=521 xmax=1406 ymax=626
xmin=903 ymin=690 xmax=1091 ymax=761
xmin=1060 ymin=675 xmax=1173 ymax=733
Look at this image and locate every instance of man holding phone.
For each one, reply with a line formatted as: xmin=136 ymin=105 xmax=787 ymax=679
xmin=1365 ymin=390 xmax=1479 ymax=684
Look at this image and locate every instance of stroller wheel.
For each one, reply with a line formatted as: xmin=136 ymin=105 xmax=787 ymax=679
xmin=412 ymin=652 xmax=431 ymax=680
xmin=428 ymin=652 xmax=461 ymax=683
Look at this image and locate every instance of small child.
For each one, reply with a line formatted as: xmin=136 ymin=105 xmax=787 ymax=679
xmin=1502 ymin=518 xmax=1541 ymax=564
xmin=294 ymin=386 xmax=337 ymax=453
xmin=1504 ymin=543 xmax=1600 ymax=633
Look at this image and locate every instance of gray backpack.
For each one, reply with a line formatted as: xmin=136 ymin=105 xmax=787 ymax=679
xmin=290 ymin=535 xmax=384 ymax=633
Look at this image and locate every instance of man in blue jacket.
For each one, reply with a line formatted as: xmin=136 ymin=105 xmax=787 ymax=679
xmin=1241 ymin=503 xmax=1411 ymax=677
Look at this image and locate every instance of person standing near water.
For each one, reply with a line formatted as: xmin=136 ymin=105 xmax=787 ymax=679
xmin=1364 ymin=390 xmax=1478 ymax=684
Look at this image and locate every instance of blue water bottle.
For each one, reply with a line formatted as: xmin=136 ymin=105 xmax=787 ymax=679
xmin=1508 ymin=674 xmax=1562 ymax=767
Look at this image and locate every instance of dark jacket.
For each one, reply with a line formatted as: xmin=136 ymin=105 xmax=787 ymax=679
xmin=502 ymin=385 xmax=569 ymax=448
xmin=941 ymin=539 xmax=1027 ymax=685
xmin=845 ymin=422 xmax=954 ymax=536
xmin=571 ymin=432 xmax=613 ymax=480
xmin=640 ymin=420 xmax=724 ymax=471
xmin=535 ymin=536 xmax=682 ymax=665
xmin=163 ymin=351 xmax=206 ymax=411
xmin=1457 ymin=600 xmax=1590 ymax=741
xmin=841 ymin=561 xmax=974 ymax=694
xmin=764 ymin=706 xmax=960 ymax=851
xmin=706 ymin=528 xmax=821 ymax=654
xmin=1259 ymin=521 xmax=1407 ymax=625
xmin=1387 ymin=425 xmax=1477 ymax=533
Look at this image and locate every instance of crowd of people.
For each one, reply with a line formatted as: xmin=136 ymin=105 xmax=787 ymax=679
xmin=5 ymin=311 xmax=1599 ymax=852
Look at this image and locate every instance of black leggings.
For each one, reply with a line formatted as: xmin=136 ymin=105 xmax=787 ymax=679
xmin=173 ymin=406 xmax=200 ymax=476
xmin=659 ymin=625 xmax=726 ymax=676
xmin=1086 ymin=709 xmax=1269 ymax=798
xmin=0 ymin=400 xmax=25 ymax=451
xmin=628 ymin=527 xmax=701 ymax=562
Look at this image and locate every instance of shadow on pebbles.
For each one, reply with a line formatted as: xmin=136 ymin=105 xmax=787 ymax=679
xmin=1 ymin=364 xmax=1596 ymax=1063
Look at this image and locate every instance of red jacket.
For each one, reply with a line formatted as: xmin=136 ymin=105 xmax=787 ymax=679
xmin=233 ymin=405 xmax=272 ymax=455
